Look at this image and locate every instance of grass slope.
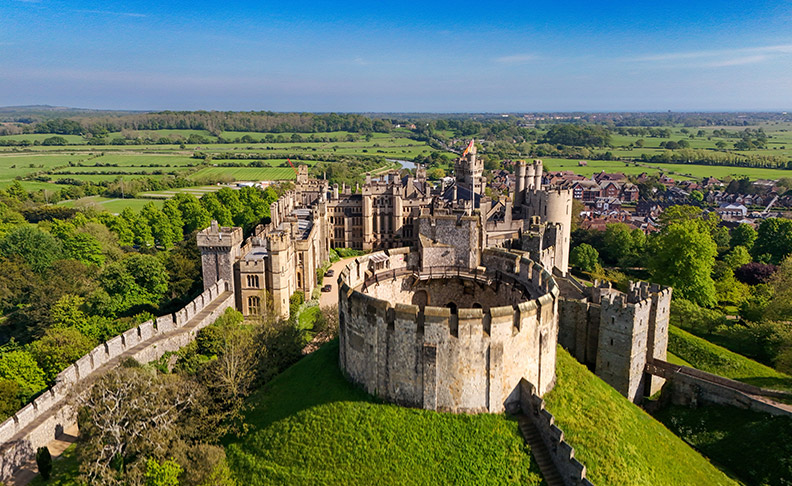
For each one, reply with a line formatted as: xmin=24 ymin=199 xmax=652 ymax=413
xmin=543 ymin=348 xmax=737 ymax=486
xmin=654 ymin=405 xmax=792 ymax=486
xmin=668 ymin=326 xmax=792 ymax=392
xmin=225 ymin=340 xmax=544 ymax=486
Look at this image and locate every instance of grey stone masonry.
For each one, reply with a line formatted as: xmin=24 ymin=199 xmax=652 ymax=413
xmin=0 ymin=280 xmax=234 ymax=482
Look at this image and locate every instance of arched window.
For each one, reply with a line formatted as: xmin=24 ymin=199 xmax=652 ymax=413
xmin=472 ymin=303 xmax=483 ymax=309
xmin=446 ymin=302 xmax=458 ymax=315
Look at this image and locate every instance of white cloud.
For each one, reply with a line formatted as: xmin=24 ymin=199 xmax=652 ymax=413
xmin=704 ymin=55 xmax=770 ymax=68
xmin=628 ymin=44 xmax=792 ymax=68
xmin=74 ymin=9 xmax=147 ymax=18
xmin=494 ymin=54 xmax=538 ymax=64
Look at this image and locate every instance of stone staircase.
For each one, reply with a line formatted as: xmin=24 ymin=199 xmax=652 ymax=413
xmin=516 ymin=413 xmax=565 ymax=486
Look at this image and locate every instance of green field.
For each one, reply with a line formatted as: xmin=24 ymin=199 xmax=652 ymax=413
xmin=668 ymin=326 xmax=792 ymax=392
xmin=191 ymin=166 xmax=299 ymax=181
xmin=543 ymin=157 xmax=792 ymax=181
xmin=225 ymin=340 xmax=543 ymax=485
xmin=543 ymin=348 xmax=737 ymax=486
xmin=58 ymin=196 xmax=163 ymax=213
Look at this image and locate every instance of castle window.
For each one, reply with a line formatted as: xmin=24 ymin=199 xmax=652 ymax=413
xmin=246 ymin=275 xmax=260 ymax=288
xmin=248 ymin=296 xmax=261 ymax=315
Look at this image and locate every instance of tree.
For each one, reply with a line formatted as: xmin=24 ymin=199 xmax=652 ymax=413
xmin=200 ymin=194 xmax=233 ymax=227
xmin=648 ymin=220 xmax=718 ymax=307
xmin=63 ymin=232 xmax=105 ymax=266
xmin=753 ymin=218 xmax=792 ymax=264
xmin=30 ymin=327 xmax=97 ymax=382
xmin=175 ymin=194 xmax=210 ymax=233
xmin=602 ymin=223 xmax=644 ymax=266
xmin=689 ymin=190 xmax=703 ymax=202
xmin=100 ymin=254 xmax=168 ymax=314
xmin=141 ymin=203 xmax=179 ymax=249
xmin=765 ymin=256 xmax=792 ymax=321
xmin=77 ymin=368 xmax=197 ymax=484
xmin=730 ymin=223 xmax=757 ymax=251
xmin=734 ymin=262 xmax=777 ymax=285
xmin=0 ymin=378 xmax=22 ymax=421
xmin=36 ymin=447 xmax=53 ymax=480
xmin=215 ymin=188 xmax=244 ymax=226
xmin=145 ymin=458 xmax=182 ymax=486
xmin=0 ymin=225 xmax=63 ymax=273
xmin=570 ymin=243 xmax=600 ymax=273
xmin=724 ymin=246 xmax=752 ymax=270
xmin=0 ymin=350 xmax=46 ymax=401
xmin=657 ymin=205 xmax=703 ymax=229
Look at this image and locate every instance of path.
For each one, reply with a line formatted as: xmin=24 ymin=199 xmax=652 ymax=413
xmin=516 ymin=413 xmax=564 ymax=486
xmin=319 ymin=257 xmax=357 ymax=309
xmin=6 ymin=290 xmax=233 ymax=485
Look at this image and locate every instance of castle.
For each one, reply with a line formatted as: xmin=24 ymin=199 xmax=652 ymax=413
xmin=198 ymin=144 xmax=671 ymax=408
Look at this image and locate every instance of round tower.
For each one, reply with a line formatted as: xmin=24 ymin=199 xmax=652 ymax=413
xmin=515 ymin=160 xmax=526 ymax=206
xmin=542 ymin=188 xmax=573 ymax=275
xmin=525 ymin=162 xmax=536 ymax=191
xmin=533 ymin=159 xmax=543 ymax=190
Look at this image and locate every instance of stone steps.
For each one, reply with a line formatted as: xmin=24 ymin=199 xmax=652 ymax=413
xmin=516 ymin=413 xmax=565 ymax=486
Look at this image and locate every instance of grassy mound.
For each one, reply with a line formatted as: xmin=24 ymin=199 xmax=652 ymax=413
xmin=543 ymin=348 xmax=738 ymax=486
xmin=225 ymin=340 xmax=544 ymax=485
xmin=668 ymin=325 xmax=792 ymax=392
xmin=655 ymin=404 xmax=792 ymax=486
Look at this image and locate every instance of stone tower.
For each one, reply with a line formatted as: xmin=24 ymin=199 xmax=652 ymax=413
xmin=454 ymin=142 xmax=483 ymax=197
xmin=196 ymin=221 xmax=243 ymax=296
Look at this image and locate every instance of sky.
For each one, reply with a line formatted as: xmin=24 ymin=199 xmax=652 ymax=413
xmin=1 ymin=0 xmax=792 ymax=112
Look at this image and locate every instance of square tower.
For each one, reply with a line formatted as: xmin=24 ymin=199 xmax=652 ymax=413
xmin=197 ymin=221 xmax=243 ymax=296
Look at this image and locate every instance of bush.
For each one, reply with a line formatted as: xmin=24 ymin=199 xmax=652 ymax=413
xmin=36 ymin=447 xmax=52 ymax=480
xmin=670 ymin=298 xmax=728 ymax=335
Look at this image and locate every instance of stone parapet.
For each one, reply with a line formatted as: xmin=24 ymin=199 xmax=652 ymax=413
xmin=0 ymin=279 xmax=232 ymax=481
xmin=338 ymin=248 xmax=559 ymax=413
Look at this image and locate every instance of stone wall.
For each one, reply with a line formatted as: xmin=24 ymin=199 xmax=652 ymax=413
xmin=647 ymin=359 xmax=792 ymax=417
xmin=0 ymin=280 xmax=234 ymax=481
xmin=338 ymin=248 xmax=559 ymax=413
xmin=515 ymin=379 xmax=594 ymax=486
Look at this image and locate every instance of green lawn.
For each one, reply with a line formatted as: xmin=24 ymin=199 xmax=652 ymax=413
xmin=654 ymin=405 xmax=792 ymax=486
xmin=543 ymin=347 xmax=737 ymax=486
xmin=224 ymin=340 xmax=544 ymax=486
xmin=668 ymin=326 xmax=792 ymax=392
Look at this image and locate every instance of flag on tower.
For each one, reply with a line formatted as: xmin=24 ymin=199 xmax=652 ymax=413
xmin=462 ymin=139 xmax=475 ymax=157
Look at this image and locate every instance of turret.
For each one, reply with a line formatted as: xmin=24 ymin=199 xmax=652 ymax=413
xmin=532 ymin=159 xmax=543 ymax=190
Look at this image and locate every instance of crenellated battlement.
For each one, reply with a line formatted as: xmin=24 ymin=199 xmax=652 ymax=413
xmin=338 ymin=247 xmax=559 ymax=413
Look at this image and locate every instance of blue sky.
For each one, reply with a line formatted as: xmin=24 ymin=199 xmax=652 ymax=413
xmin=1 ymin=0 xmax=791 ymax=112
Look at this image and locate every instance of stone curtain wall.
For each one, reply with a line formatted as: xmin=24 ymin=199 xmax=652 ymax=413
xmin=338 ymin=247 xmax=559 ymax=413
xmin=516 ymin=379 xmax=594 ymax=486
xmin=647 ymin=359 xmax=792 ymax=417
xmin=0 ymin=280 xmax=234 ymax=481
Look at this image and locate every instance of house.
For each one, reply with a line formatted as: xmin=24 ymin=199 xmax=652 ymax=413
xmin=716 ymin=203 xmax=748 ymax=221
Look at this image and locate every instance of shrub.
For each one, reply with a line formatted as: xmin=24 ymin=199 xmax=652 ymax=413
xmin=36 ymin=447 xmax=52 ymax=480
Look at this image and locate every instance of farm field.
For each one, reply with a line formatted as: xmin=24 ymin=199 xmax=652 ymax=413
xmin=138 ymin=185 xmax=223 ymax=199
xmin=543 ymin=157 xmax=792 ymax=180
xmin=58 ymin=196 xmax=163 ymax=213
xmin=191 ymin=166 xmax=299 ymax=181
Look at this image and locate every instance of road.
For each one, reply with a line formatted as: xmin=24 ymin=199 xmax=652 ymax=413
xmin=319 ymin=257 xmax=357 ymax=309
